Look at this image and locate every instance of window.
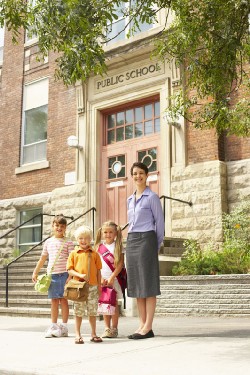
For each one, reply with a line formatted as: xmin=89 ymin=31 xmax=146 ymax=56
xmin=25 ymin=0 xmax=37 ymax=43
xmin=138 ymin=148 xmax=157 ymax=172
xmin=18 ymin=208 xmax=42 ymax=252
xmin=106 ymin=1 xmax=154 ymax=45
xmin=0 ymin=26 xmax=4 ymax=63
xmin=108 ymin=155 xmax=126 ymax=179
xmin=22 ymin=78 xmax=48 ymax=165
xmin=105 ymin=100 xmax=160 ymax=144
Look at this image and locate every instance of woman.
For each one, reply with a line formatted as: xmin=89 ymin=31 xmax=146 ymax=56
xmin=126 ymin=162 xmax=164 ymax=339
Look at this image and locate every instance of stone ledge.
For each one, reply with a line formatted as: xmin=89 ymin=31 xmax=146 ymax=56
xmin=160 ymin=274 xmax=250 ymax=284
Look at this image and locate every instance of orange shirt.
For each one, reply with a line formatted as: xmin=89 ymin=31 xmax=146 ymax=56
xmin=66 ymin=246 xmax=102 ymax=286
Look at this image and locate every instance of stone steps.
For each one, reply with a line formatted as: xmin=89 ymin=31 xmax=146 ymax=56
xmin=156 ymin=275 xmax=250 ymax=317
xmin=0 ymin=306 xmax=75 ymax=318
xmin=5 ymin=240 xmax=250 ymax=318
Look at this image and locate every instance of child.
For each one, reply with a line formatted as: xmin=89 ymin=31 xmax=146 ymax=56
xmin=32 ymin=214 xmax=74 ymax=338
xmin=94 ymin=220 xmax=124 ymax=338
xmin=67 ymin=225 xmax=103 ymax=344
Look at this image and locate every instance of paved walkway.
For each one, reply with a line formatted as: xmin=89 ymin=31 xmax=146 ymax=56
xmin=1 ymin=315 xmax=250 ymax=375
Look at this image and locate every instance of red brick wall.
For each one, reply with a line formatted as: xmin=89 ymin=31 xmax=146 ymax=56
xmin=0 ymin=31 xmax=76 ymax=200
xmin=187 ymin=124 xmax=221 ymax=163
xmin=224 ymin=135 xmax=250 ymax=161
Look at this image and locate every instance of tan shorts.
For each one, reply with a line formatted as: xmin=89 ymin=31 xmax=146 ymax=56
xmin=73 ymin=285 xmax=99 ymax=317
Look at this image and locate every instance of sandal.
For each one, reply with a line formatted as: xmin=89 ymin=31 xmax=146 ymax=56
xmin=75 ymin=337 xmax=84 ymax=344
xmin=90 ymin=336 xmax=103 ymax=343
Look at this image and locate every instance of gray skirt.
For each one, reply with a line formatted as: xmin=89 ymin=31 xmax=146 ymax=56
xmin=126 ymin=231 xmax=160 ymax=298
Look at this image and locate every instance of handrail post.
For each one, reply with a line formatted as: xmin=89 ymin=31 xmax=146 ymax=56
xmin=5 ymin=265 xmax=9 ymax=307
xmin=92 ymin=209 xmax=95 ymax=238
xmin=163 ymin=197 xmax=166 ymax=236
xmin=41 ymin=213 xmax=43 ymax=241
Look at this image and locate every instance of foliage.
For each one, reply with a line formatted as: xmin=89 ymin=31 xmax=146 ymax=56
xmin=0 ymin=0 xmax=250 ymax=135
xmin=155 ymin=0 xmax=250 ymax=136
xmin=172 ymin=200 xmax=250 ymax=275
xmin=1 ymin=248 xmax=20 ymax=266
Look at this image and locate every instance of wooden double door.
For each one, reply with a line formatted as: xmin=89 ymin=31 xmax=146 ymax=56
xmin=100 ymin=96 xmax=161 ymax=230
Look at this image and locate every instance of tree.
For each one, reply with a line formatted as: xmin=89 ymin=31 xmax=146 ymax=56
xmin=1 ymin=0 xmax=250 ymax=136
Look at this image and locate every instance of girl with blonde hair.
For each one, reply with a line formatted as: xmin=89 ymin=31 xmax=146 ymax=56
xmin=94 ymin=221 xmax=125 ymax=338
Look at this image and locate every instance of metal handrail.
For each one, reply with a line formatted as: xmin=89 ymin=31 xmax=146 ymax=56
xmin=160 ymin=195 xmax=192 ymax=235
xmin=0 ymin=213 xmax=74 ymax=240
xmin=121 ymin=195 xmax=192 ymax=234
xmin=4 ymin=207 xmax=96 ymax=307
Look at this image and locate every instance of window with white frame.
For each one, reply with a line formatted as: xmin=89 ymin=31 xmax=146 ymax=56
xmin=0 ymin=26 xmax=4 ymax=63
xmin=106 ymin=1 xmax=154 ymax=45
xmin=22 ymin=78 xmax=48 ymax=165
xmin=25 ymin=0 xmax=37 ymax=43
xmin=18 ymin=208 xmax=42 ymax=252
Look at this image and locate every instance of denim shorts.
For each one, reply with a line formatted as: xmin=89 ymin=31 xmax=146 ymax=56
xmin=48 ymin=272 xmax=68 ymax=299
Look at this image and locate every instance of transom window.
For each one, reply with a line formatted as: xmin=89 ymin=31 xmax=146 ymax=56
xmin=106 ymin=1 xmax=154 ymax=45
xmin=18 ymin=208 xmax=42 ymax=252
xmin=106 ymin=101 xmax=160 ymax=145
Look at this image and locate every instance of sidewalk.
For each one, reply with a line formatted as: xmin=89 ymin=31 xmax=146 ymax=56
xmin=1 ymin=315 xmax=250 ymax=375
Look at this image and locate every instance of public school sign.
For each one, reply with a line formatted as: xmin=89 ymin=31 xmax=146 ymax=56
xmin=95 ymin=61 xmax=164 ymax=92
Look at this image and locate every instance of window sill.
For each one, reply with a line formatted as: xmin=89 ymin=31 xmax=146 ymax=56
xmin=15 ymin=160 xmax=50 ymax=174
xmin=24 ymin=38 xmax=39 ymax=48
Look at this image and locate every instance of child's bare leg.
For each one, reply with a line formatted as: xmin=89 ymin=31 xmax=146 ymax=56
xmin=75 ymin=315 xmax=82 ymax=338
xmin=103 ymin=314 xmax=111 ymax=329
xmin=111 ymin=303 xmax=119 ymax=329
xmin=89 ymin=315 xmax=97 ymax=338
xmin=60 ymin=298 xmax=69 ymax=323
xmin=51 ymin=298 xmax=60 ymax=323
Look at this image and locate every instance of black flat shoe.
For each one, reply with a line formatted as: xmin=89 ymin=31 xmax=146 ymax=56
xmin=128 ymin=333 xmax=139 ymax=339
xmin=131 ymin=330 xmax=154 ymax=340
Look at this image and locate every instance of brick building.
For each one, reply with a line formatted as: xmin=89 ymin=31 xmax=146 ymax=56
xmin=0 ymin=8 xmax=249 ymax=261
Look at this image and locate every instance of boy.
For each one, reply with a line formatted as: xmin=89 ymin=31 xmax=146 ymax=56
xmin=67 ymin=225 xmax=103 ymax=344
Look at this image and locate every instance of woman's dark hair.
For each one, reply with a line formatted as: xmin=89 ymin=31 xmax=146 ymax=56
xmin=130 ymin=162 xmax=148 ymax=176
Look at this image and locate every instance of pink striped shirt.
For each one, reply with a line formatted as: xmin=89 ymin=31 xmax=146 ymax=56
xmin=42 ymin=237 xmax=74 ymax=274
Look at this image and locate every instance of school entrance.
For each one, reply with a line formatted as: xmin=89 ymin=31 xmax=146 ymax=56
xmin=100 ymin=95 xmax=161 ymax=229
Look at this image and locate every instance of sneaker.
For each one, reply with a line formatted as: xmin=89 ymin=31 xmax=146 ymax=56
xmin=110 ymin=328 xmax=118 ymax=338
xmin=101 ymin=328 xmax=112 ymax=338
xmin=59 ymin=324 xmax=68 ymax=337
xmin=45 ymin=324 xmax=59 ymax=338
xmin=51 ymin=325 xmax=62 ymax=338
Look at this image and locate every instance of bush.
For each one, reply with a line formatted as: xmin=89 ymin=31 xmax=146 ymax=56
xmin=172 ymin=200 xmax=250 ymax=275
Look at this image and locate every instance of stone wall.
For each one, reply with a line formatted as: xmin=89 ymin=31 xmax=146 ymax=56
xmin=227 ymin=159 xmax=250 ymax=211
xmin=170 ymin=158 xmax=250 ymax=246
xmin=0 ymin=183 xmax=89 ymax=261
xmin=171 ymin=160 xmax=228 ymax=245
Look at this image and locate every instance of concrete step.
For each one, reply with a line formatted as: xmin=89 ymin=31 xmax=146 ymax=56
xmin=159 ymin=247 xmax=185 ymax=257
xmin=158 ymin=294 xmax=250 ymax=302
xmin=0 ymin=298 xmax=51 ymax=308
xmin=155 ymin=311 xmax=250 ymax=317
xmin=6 ymin=260 xmax=40 ymax=268
xmin=155 ymin=306 xmax=250 ymax=315
xmin=0 ymin=306 xmax=74 ymax=318
xmin=160 ymin=275 xmax=250 ymax=285
xmin=0 ymin=290 xmax=49 ymax=299
xmin=0 ymin=282 xmax=37 ymax=290
xmin=157 ymin=301 xmax=250 ymax=309
xmin=160 ymin=285 xmax=250 ymax=292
